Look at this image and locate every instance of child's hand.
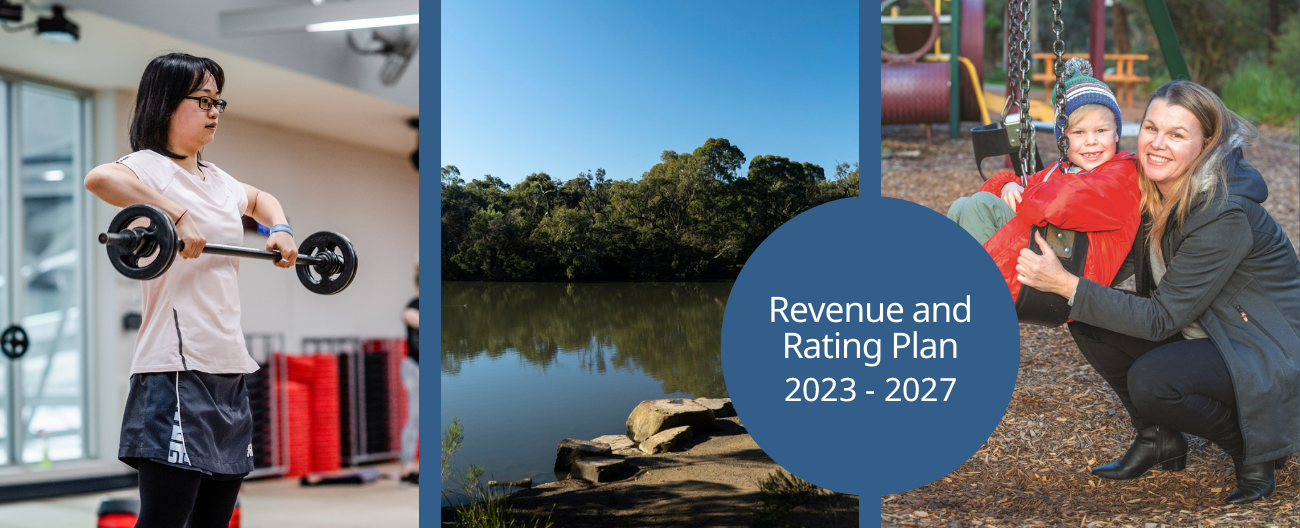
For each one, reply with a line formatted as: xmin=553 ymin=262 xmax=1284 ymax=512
xmin=1001 ymin=182 xmax=1024 ymax=213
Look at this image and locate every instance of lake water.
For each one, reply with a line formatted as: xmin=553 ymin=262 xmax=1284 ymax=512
xmin=440 ymin=281 xmax=732 ymax=497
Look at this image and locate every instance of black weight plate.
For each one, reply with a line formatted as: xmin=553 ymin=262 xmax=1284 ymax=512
xmin=105 ymin=204 xmax=178 ymax=281
xmin=296 ymin=231 xmax=358 ymax=295
xmin=1 ymin=325 xmax=28 ymax=360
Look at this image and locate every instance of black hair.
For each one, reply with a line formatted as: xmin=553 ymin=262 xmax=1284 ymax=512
xmin=128 ymin=53 xmax=225 ymax=160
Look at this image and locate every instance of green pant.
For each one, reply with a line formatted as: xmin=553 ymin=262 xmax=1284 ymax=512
xmin=947 ymin=192 xmax=1016 ymax=245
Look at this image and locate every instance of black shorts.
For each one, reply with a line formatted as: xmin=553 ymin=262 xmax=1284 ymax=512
xmin=118 ymin=371 xmax=254 ymax=479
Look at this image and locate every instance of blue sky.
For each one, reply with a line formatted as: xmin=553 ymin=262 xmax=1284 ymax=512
xmin=440 ymin=1 xmax=859 ymax=186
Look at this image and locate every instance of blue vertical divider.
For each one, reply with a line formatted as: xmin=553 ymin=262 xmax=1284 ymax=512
xmin=864 ymin=5 xmax=881 ymax=200
xmin=861 ymin=9 xmax=882 ymax=525
xmin=424 ymin=1 xmax=438 ymax=525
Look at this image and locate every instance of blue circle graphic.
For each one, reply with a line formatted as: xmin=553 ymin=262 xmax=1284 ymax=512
xmin=721 ymin=197 xmax=1020 ymax=498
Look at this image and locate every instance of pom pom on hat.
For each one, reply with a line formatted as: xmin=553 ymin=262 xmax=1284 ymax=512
xmin=1053 ymin=57 xmax=1123 ymax=140
xmin=1061 ymin=57 xmax=1093 ymax=81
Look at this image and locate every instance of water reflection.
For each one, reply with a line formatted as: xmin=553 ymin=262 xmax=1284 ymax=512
xmin=441 ymin=281 xmax=732 ymax=398
xmin=440 ymin=281 xmax=733 ymax=493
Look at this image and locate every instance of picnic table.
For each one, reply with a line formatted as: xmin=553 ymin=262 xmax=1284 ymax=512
xmin=1030 ymin=53 xmax=1150 ymax=109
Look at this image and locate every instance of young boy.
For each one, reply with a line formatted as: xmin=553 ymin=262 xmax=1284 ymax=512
xmin=947 ymin=58 xmax=1140 ymax=303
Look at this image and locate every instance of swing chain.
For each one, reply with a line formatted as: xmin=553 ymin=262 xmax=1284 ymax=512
xmin=1004 ymin=1 xmax=1022 ymax=125
xmin=1013 ymin=0 xmax=1035 ymax=182
xmin=1052 ymin=0 xmax=1068 ymax=165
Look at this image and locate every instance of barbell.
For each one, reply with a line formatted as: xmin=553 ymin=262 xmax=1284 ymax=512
xmin=99 ymin=204 xmax=358 ymax=295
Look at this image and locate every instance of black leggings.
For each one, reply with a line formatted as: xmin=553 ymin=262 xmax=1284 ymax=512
xmin=136 ymin=459 xmax=243 ymax=528
xmin=1068 ymin=321 xmax=1243 ymax=453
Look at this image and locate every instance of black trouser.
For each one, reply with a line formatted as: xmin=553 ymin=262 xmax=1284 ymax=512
xmin=1068 ymin=321 xmax=1243 ymax=454
xmin=136 ymin=459 xmax=243 ymax=528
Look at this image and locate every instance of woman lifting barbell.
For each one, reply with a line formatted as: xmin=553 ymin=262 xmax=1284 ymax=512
xmin=83 ymin=52 xmax=294 ymax=528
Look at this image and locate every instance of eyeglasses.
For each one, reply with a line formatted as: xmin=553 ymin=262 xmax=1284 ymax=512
xmin=184 ymin=96 xmax=226 ymax=114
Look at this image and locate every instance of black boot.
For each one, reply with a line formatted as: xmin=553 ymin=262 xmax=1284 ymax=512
xmin=1225 ymin=455 xmax=1276 ymax=504
xmin=1092 ymin=425 xmax=1188 ymax=480
xmin=1275 ymin=454 xmax=1290 ymax=470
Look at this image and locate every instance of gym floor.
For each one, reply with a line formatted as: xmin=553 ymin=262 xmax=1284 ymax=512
xmin=0 ymin=464 xmax=419 ymax=528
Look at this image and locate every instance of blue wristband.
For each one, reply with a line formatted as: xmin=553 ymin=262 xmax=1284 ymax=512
xmin=268 ymin=224 xmax=293 ymax=237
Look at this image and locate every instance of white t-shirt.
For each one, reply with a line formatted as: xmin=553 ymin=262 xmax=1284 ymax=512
xmin=116 ymin=150 xmax=259 ymax=374
xmin=1149 ymin=245 xmax=1209 ymax=341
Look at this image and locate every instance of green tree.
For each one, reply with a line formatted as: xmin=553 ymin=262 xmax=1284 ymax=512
xmin=740 ymin=155 xmax=826 ymax=254
xmin=514 ymin=173 xmax=561 ymax=222
xmin=440 ymin=138 xmax=856 ymax=281
xmin=534 ymin=206 xmax=604 ymax=279
xmin=691 ymin=137 xmax=746 ymax=182
xmin=441 ymin=165 xmax=463 ymax=187
xmin=451 ymin=208 xmax=537 ymax=280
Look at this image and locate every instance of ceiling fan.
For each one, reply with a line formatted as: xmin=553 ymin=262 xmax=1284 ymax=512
xmin=219 ymin=0 xmax=418 ymax=86
xmin=347 ymin=25 xmax=418 ymax=86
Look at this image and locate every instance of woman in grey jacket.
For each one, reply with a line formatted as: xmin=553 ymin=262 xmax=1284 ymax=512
xmin=1018 ymin=80 xmax=1299 ymax=505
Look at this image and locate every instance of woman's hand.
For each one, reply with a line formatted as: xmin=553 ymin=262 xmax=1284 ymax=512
xmin=1001 ymin=182 xmax=1024 ymax=213
xmin=267 ymin=232 xmax=298 ymax=268
xmin=176 ymin=213 xmax=207 ymax=259
xmin=1016 ymin=231 xmax=1080 ymax=298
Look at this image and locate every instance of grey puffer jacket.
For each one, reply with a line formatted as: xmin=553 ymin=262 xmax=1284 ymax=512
xmin=1070 ymin=146 xmax=1299 ymax=466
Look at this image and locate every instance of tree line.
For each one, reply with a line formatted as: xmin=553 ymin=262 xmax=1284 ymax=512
xmin=441 ymin=138 xmax=859 ymax=281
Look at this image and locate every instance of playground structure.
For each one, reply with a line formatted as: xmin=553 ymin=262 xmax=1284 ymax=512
xmin=880 ymin=0 xmax=988 ymax=141
xmin=881 ymin=0 xmax=1191 ymax=141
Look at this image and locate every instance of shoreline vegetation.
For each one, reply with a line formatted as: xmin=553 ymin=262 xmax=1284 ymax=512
xmin=441 ymin=138 xmax=858 ymax=282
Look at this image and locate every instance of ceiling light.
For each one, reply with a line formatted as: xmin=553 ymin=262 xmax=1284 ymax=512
xmin=36 ymin=4 xmax=77 ymax=43
xmin=0 ymin=1 xmax=22 ymax=23
xmin=43 ymin=170 xmax=65 ymax=181
xmin=306 ymin=14 xmax=417 ymax=32
xmin=220 ymin=0 xmax=416 ymax=37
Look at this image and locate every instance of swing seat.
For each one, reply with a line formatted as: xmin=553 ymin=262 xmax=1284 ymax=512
xmin=969 ymin=117 xmax=1042 ymax=181
xmin=1016 ymin=225 xmax=1089 ymax=327
xmin=969 ymin=119 xmax=1089 ymax=327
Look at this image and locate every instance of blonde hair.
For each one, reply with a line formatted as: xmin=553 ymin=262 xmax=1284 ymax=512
xmin=1138 ymin=81 xmax=1257 ymax=262
xmin=1064 ymin=103 xmax=1115 ymax=132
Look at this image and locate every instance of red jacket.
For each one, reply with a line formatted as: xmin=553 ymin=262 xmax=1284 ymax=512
xmin=980 ymin=152 xmax=1140 ymax=304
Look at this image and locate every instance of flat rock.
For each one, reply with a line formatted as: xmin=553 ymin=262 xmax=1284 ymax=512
xmin=626 ymin=398 xmax=716 ymax=443
xmin=590 ymin=434 xmax=635 ymax=451
xmin=694 ymin=397 xmax=735 ymax=417
xmin=554 ymin=438 xmax=613 ymax=473
xmin=531 ymin=479 xmax=593 ymax=491
xmin=638 ymin=425 xmax=693 ymax=454
xmin=570 ymin=457 xmax=634 ymax=483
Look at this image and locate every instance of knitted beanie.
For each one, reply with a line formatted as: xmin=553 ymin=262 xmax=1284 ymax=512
xmin=1052 ymin=57 xmax=1122 ymax=139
